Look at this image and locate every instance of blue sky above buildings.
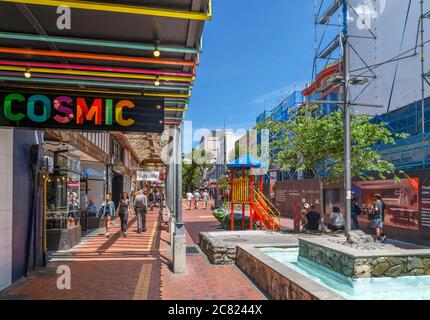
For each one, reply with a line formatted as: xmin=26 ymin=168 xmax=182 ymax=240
xmin=187 ymin=0 xmax=315 ymax=133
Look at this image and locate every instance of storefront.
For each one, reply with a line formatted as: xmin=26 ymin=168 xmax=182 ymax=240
xmin=42 ymin=132 xmax=111 ymax=251
xmin=44 ymin=149 xmax=82 ymax=251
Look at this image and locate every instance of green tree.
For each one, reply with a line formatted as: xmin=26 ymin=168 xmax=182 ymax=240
xmin=182 ymin=149 xmax=214 ymax=193
xmin=258 ymin=108 xmax=409 ymax=182
xmin=218 ymin=175 xmax=230 ymax=192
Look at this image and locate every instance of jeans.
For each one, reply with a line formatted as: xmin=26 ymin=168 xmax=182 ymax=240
xmin=352 ymin=212 xmax=361 ymax=230
xmin=120 ymin=213 xmax=128 ymax=233
xmin=136 ymin=207 xmax=147 ymax=231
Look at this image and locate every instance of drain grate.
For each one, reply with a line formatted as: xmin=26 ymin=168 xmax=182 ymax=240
xmin=186 ymin=246 xmax=201 ymax=256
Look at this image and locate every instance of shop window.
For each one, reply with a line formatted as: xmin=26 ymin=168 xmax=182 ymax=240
xmin=46 ymin=154 xmax=81 ymax=230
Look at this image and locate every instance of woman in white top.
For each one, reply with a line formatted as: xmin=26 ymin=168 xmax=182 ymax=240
xmin=202 ymin=190 xmax=210 ymax=210
xmin=186 ymin=191 xmax=193 ymax=210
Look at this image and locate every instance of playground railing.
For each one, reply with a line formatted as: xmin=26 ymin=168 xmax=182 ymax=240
xmin=254 ymin=189 xmax=281 ymax=229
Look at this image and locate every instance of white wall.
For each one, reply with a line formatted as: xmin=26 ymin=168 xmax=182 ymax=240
xmin=349 ymin=0 xmax=430 ymax=114
xmin=0 ymin=128 xmax=13 ymax=290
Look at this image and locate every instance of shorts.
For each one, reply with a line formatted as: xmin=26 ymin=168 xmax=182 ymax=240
xmin=372 ymin=217 xmax=384 ymax=229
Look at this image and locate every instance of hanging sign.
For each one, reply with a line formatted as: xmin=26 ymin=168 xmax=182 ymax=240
xmin=0 ymin=92 xmax=164 ymax=133
xmin=136 ymin=171 xmax=160 ymax=182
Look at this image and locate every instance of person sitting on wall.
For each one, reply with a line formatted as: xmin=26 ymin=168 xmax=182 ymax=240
xmin=301 ymin=203 xmax=310 ymax=231
xmin=328 ymin=207 xmax=345 ymax=231
xmin=305 ymin=204 xmax=321 ymax=231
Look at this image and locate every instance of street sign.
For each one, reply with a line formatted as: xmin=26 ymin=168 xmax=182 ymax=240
xmin=136 ymin=171 xmax=160 ymax=182
xmin=0 ymin=92 xmax=164 ymax=133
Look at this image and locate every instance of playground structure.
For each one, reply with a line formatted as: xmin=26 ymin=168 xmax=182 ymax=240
xmin=227 ymin=155 xmax=281 ymax=231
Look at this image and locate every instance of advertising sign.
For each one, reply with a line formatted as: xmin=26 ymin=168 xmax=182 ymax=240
xmin=354 ymin=178 xmax=420 ymax=231
xmin=136 ymin=171 xmax=160 ymax=182
xmin=420 ymin=177 xmax=430 ymax=230
xmin=0 ymin=92 xmax=164 ymax=133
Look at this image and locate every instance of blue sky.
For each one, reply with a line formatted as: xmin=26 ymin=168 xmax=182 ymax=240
xmin=187 ymin=0 xmax=315 ymax=133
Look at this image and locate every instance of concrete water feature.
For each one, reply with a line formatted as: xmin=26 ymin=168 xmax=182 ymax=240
xmin=236 ymin=244 xmax=345 ymax=300
xmin=261 ymin=247 xmax=430 ymax=300
xmin=201 ymin=230 xmax=430 ymax=300
xmin=299 ymin=236 xmax=430 ymax=278
xmin=199 ymin=231 xmax=298 ymax=265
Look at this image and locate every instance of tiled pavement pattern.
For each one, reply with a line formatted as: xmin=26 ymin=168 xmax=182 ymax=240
xmin=0 ymin=202 xmax=265 ymax=300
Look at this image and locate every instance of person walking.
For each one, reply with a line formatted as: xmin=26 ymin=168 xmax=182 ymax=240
xmin=193 ymin=190 xmax=201 ymax=209
xmin=148 ymin=189 xmax=155 ymax=211
xmin=117 ymin=192 xmax=131 ymax=237
xmin=202 ymin=190 xmax=210 ymax=210
xmin=134 ymin=190 xmax=148 ymax=233
xmin=372 ymin=194 xmax=387 ymax=242
xmin=186 ymin=191 xmax=193 ymax=210
xmin=99 ymin=193 xmax=115 ymax=238
xmin=351 ymin=192 xmax=362 ymax=230
xmin=155 ymin=189 xmax=161 ymax=208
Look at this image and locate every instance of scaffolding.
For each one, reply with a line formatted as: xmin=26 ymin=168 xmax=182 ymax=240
xmin=311 ymin=0 xmax=379 ymax=107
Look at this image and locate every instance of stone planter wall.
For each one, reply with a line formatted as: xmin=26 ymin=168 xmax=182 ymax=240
xmin=199 ymin=233 xmax=237 ymax=265
xmin=299 ymin=239 xmax=430 ymax=278
xmin=236 ymin=246 xmax=345 ymax=300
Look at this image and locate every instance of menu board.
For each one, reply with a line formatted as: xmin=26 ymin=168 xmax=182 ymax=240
xmin=420 ymin=180 xmax=430 ymax=230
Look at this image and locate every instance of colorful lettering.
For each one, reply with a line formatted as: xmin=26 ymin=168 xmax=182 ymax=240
xmin=53 ymin=96 xmax=74 ymax=124
xmin=28 ymin=95 xmax=51 ymax=123
xmin=105 ymin=99 xmax=113 ymax=126
xmin=4 ymin=93 xmax=25 ymax=121
xmin=115 ymin=100 xmax=135 ymax=127
xmin=76 ymin=98 xmax=103 ymax=125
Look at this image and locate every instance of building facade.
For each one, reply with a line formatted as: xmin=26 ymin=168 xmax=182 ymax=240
xmin=198 ymin=130 xmax=243 ymax=183
xmin=0 ymin=127 xmax=141 ymax=290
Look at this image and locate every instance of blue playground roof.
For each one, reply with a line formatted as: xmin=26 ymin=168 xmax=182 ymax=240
xmin=227 ymin=155 xmax=266 ymax=169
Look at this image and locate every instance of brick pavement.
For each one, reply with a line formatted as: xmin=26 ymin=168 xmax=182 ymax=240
xmin=0 ymin=201 xmax=265 ymax=300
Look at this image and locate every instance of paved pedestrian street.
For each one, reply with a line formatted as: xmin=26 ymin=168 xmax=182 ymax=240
xmin=0 ymin=203 xmax=265 ymax=300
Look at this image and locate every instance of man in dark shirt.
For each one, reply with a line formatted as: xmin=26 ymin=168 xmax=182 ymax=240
xmin=372 ymin=194 xmax=386 ymax=242
xmin=306 ymin=205 xmax=321 ymax=231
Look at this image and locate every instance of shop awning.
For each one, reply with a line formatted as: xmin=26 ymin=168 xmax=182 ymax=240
xmin=0 ymin=0 xmax=211 ymax=163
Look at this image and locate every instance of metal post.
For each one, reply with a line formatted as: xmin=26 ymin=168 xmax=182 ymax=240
xmin=230 ymin=168 xmax=235 ymax=231
xmin=173 ymin=124 xmax=186 ymax=273
xmin=249 ymin=174 xmax=253 ymax=230
xmin=421 ymin=0 xmax=426 ymax=134
xmin=242 ymin=168 xmax=245 ymax=230
xmin=42 ymin=174 xmax=47 ymax=266
xmin=343 ymin=2 xmax=352 ymax=236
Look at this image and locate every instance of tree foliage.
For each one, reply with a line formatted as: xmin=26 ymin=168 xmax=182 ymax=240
xmin=257 ymin=109 xmax=409 ymax=182
xmin=182 ymin=149 xmax=214 ymax=193
xmin=218 ymin=175 xmax=230 ymax=192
